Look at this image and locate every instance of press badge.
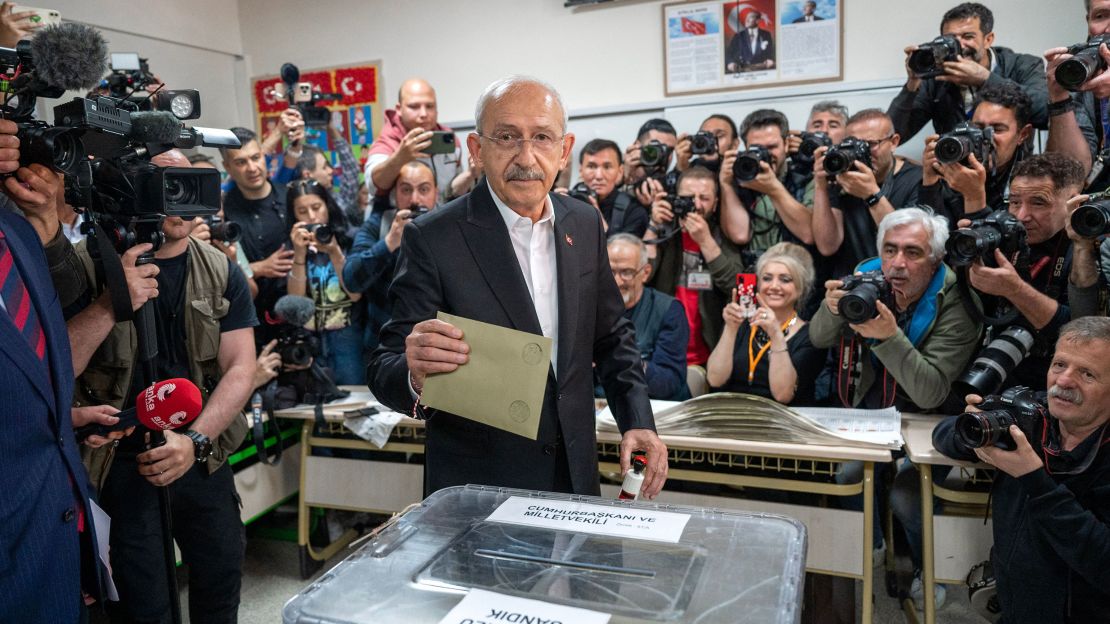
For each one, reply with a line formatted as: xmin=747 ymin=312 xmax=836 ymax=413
xmin=686 ymin=270 xmax=713 ymax=290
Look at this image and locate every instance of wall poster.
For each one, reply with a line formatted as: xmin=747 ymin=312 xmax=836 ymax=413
xmin=663 ymin=0 xmax=842 ymax=96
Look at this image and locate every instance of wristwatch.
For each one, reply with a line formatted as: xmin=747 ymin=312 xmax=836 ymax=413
xmin=865 ymin=191 xmax=884 ymax=207
xmin=184 ymin=430 xmax=213 ymax=463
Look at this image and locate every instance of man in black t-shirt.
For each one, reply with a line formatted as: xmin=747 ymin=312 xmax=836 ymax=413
xmin=565 ymin=139 xmax=649 ymax=237
xmin=812 ymin=108 xmax=923 ymax=277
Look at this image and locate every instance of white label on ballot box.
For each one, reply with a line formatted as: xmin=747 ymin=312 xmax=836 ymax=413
xmin=438 ymin=588 xmax=611 ymax=624
xmin=486 ymin=496 xmax=690 ymax=544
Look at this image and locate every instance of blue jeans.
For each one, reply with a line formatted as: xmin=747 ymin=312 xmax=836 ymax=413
xmin=322 ymin=324 xmax=366 ymax=386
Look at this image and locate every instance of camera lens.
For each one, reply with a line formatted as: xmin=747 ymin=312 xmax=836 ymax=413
xmin=935 ymin=135 xmax=972 ymax=164
xmin=955 ymin=326 xmax=1035 ymax=397
xmin=840 ymin=282 xmax=880 ymax=323
xmin=164 ymin=174 xmax=200 ymax=205
xmin=823 ymin=150 xmax=850 ymax=176
xmin=314 ymin=224 xmax=334 ymax=245
xmin=909 ymin=47 xmax=937 ymax=75
xmin=954 ymin=410 xmax=1013 ymax=449
xmin=212 ymin=221 xmax=242 ymax=243
xmin=1056 ymin=54 xmax=1100 ymax=91
xmin=733 ymin=153 xmax=762 ymax=182
xmin=641 ymin=144 xmax=663 ymax=167
xmin=1071 ymin=201 xmax=1110 ymax=238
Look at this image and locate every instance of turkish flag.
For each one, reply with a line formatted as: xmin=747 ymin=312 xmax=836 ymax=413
xmin=682 ymin=17 xmax=707 ymax=35
xmin=254 ymin=77 xmax=285 ymax=114
xmin=333 ymin=66 xmax=378 ymax=105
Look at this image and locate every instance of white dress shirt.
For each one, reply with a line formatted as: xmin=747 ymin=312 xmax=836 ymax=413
xmin=488 ymin=181 xmax=560 ymax=374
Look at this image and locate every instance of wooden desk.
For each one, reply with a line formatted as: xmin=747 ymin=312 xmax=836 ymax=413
xmin=278 ymin=388 xmax=891 ymax=624
xmin=901 ymin=414 xmax=993 ymax=624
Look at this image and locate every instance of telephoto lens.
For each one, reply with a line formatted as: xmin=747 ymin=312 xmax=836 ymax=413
xmin=954 ymin=326 xmax=1035 ymax=398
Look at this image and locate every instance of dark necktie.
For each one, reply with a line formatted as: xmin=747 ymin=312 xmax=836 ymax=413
xmin=0 ymin=229 xmax=46 ymax=360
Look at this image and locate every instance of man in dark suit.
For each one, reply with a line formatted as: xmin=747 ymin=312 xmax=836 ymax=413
xmin=0 ymin=121 xmax=105 ymax=621
xmin=792 ymin=1 xmax=823 ymax=23
xmin=369 ymin=76 xmax=668 ymax=498
xmin=726 ymin=11 xmax=776 ymax=72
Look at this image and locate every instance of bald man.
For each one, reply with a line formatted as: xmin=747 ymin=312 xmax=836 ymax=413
xmin=365 ymin=78 xmax=478 ymax=205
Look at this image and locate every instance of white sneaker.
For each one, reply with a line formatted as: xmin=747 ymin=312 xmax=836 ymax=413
xmin=910 ymin=572 xmax=947 ymax=611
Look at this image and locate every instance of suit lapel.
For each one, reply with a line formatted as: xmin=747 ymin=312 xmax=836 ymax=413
xmin=459 ymin=182 xmax=542 ymax=334
xmin=553 ymin=197 xmax=579 ymax=380
xmin=0 ymin=220 xmax=56 ymax=413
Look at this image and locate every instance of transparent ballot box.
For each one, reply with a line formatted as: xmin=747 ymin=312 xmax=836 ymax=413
xmin=283 ymin=485 xmax=807 ymax=623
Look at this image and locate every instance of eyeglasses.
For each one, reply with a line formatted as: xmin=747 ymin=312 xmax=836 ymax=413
xmin=611 ymin=265 xmax=647 ymax=281
xmin=287 ymin=179 xmax=321 ymax=191
xmin=862 ymin=134 xmax=895 ymax=149
xmin=479 ymin=132 xmax=565 ymax=153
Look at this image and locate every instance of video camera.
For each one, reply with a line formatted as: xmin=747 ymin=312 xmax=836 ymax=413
xmin=102 ymin=52 xmax=201 ymax=121
xmin=823 ymin=137 xmax=872 ymax=176
xmin=909 ymin=34 xmax=963 ymax=79
xmin=278 ymin=63 xmax=341 ymax=127
xmin=733 ymin=145 xmax=773 ymax=182
xmin=954 ymin=386 xmax=1046 ymax=451
xmin=935 ymin=122 xmax=994 ymax=167
xmin=838 ymin=270 xmax=893 ymax=323
xmin=945 ymin=210 xmax=1027 ymax=268
xmin=1055 ymin=34 xmax=1110 ymax=92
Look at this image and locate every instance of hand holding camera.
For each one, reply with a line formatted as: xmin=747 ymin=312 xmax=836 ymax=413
xmin=1048 ymin=34 xmax=1110 ymax=98
xmin=398 ymin=127 xmax=434 ymax=163
xmin=385 ymin=208 xmax=418 ymax=252
xmin=834 ymin=161 xmax=880 ymax=200
xmin=674 ymin=132 xmax=692 ymax=172
xmin=722 ymin=290 xmax=748 ymax=331
xmin=253 ymin=339 xmax=283 ymax=390
xmin=936 ymin=56 xmax=991 ymax=87
xmin=967 ymin=248 xmax=1023 ymax=297
xmin=957 ymin=389 xmax=1045 ymax=477
xmin=682 ymin=209 xmax=712 ymax=247
xmin=649 ymin=189 xmax=674 ymax=226
xmin=277 ymin=108 xmax=305 ymax=147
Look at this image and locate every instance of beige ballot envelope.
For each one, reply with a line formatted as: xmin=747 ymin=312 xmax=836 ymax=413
xmin=419 ymin=312 xmax=552 ymax=440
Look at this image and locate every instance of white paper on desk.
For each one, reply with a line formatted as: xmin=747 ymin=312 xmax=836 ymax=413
xmin=89 ymin=498 xmax=119 ymax=601
xmin=792 ymin=406 xmax=903 ymax=447
xmin=438 ymin=589 xmax=610 ymax=624
xmin=343 ymin=409 xmax=404 ymax=448
xmin=595 ymin=400 xmax=680 ymax=429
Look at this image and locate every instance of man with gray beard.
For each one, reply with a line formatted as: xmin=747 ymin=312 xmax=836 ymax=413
xmin=933 ymin=316 xmax=1110 ymax=623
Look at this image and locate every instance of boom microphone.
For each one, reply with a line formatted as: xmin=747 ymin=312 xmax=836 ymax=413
xmin=29 ymin=23 xmax=109 ymax=92
xmin=128 ymin=111 xmax=183 ymax=144
xmin=74 ymin=378 xmax=202 ymax=443
xmin=272 ymin=295 xmax=316 ymax=326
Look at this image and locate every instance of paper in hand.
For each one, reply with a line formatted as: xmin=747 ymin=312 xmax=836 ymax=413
xmin=419 ymin=312 xmax=552 ymax=440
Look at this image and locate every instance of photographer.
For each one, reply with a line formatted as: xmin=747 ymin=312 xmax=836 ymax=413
xmin=921 ymin=81 xmax=1034 ymax=221
xmin=564 ymin=138 xmax=649 ymax=237
xmin=285 ymin=179 xmax=362 ymax=385
xmin=719 ymin=109 xmax=813 ymax=250
xmin=1044 ymin=0 xmax=1110 ymax=187
xmin=786 ymin=100 xmax=849 ymax=178
xmin=1065 ymin=192 xmax=1108 ymax=319
xmin=365 ymin=78 xmax=476 ymax=204
xmin=812 ymin=109 xmax=922 ymax=277
xmin=962 ymin=154 xmax=1084 ymax=393
xmin=624 ymin=118 xmax=678 ymax=199
xmin=296 ymin=123 xmax=363 ymax=228
xmin=933 ymin=317 xmax=1110 ymax=623
xmin=674 ymin=114 xmax=740 ymax=174
xmin=888 ymin=2 xmax=1047 ymax=142
xmin=644 ymin=166 xmax=744 ymax=366
xmin=344 ymin=160 xmax=438 ymax=352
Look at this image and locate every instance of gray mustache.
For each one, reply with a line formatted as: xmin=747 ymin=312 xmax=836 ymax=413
xmin=1048 ymin=385 xmax=1083 ymax=405
xmin=505 ymin=165 xmax=545 ymax=182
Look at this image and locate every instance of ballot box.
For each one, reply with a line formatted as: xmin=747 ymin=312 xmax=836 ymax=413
xmin=283 ymin=485 xmax=807 ymax=624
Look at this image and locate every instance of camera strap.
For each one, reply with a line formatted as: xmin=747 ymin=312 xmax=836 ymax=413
xmin=251 ymin=383 xmax=283 ymax=466
xmin=89 ymin=221 xmax=137 ymax=323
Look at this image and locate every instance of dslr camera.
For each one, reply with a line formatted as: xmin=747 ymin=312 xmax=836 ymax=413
xmin=302 ymin=223 xmax=334 ymax=245
xmin=909 ymin=34 xmax=963 ymax=78
xmin=279 ymin=62 xmax=341 ymax=127
xmin=837 ymin=270 xmax=893 ymax=323
xmin=733 ymin=145 xmax=773 ymax=182
xmin=795 ymin=131 xmax=832 ymax=166
xmin=1069 ymin=192 xmax=1110 ymax=238
xmin=935 ymin=122 xmax=994 ymax=167
xmin=690 ymin=131 xmax=719 ymax=156
xmin=640 ymin=139 xmax=673 ymax=173
xmin=954 ymin=325 xmax=1036 ymax=398
xmin=667 ymin=194 xmax=696 ymax=219
xmin=202 ymin=215 xmax=241 ymax=243
xmin=954 ymin=386 xmax=1046 ymax=451
xmin=823 ymin=137 xmax=872 ymax=176
xmin=1055 ymin=33 xmax=1110 ymax=92
xmin=276 ymin=325 xmax=319 ymax=368
xmin=945 ymin=210 xmax=1027 ymax=268
xmin=569 ymin=181 xmax=598 ymax=204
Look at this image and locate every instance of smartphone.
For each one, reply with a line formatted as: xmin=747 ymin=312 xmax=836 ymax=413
xmin=12 ymin=5 xmax=61 ymax=25
xmin=735 ymin=273 xmax=757 ymax=303
xmin=426 ymin=131 xmax=456 ymax=155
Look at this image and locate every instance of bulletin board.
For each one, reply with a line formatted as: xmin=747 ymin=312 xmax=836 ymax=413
xmin=663 ymin=0 xmax=843 ymax=96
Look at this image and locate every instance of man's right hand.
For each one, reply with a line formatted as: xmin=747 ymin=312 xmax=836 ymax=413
xmin=122 ymin=244 xmax=159 ymax=311
xmin=674 ymin=133 xmax=692 ymax=172
xmin=636 ymin=176 xmax=663 ymax=208
xmin=1045 ymin=46 xmax=1077 ymax=102
xmin=823 ymin=278 xmax=847 ymax=316
xmin=385 ymin=209 xmax=413 ymax=252
xmin=813 ymin=145 xmax=830 ymax=189
xmin=3 ymin=164 xmax=62 ymax=243
xmin=903 ymin=45 xmax=923 ymax=92
xmin=397 ymin=127 xmax=434 ymax=163
xmin=623 ymin=141 xmax=642 ymax=183
xmin=786 ymin=130 xmax=802 ymax=155
xmin=250 ymin=245 xmax=296 ymax=278
xmin=405 ymin=319 xmax=469 ymax=391
xmin=0 ymin=2 xmax=41 ymax=49
xmin=650 ymin=192 xmax=674 ymax=226
xmin=1078 ymin=44 xmax=1110 ymax=99
xmin=922 ymin=134 xmax=941 ymax=186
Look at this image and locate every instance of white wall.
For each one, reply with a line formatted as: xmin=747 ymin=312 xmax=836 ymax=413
xmin=236 ymin=0 xmax=1088 ymax=126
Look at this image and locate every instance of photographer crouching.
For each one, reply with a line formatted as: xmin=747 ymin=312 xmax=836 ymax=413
xmin=933 ymin=317 xmax=1110 ymax=623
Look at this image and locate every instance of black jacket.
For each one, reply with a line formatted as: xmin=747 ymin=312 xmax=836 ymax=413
xmin=888 ymin=46 xmax=1048 ymax=141
xmin=933 ymin=417 xmax=1110 ymax=623
xmin=368 ymin=182 xmax=655 ymax=496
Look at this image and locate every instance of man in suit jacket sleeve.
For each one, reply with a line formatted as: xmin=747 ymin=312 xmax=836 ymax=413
xmin=369 ymin=76 xmax=668 ymax=498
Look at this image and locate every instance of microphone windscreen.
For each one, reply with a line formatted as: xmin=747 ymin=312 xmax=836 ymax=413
xmin=279 ymin=63 xmax=300 ymax=85
xmin=274 ymin=295 xmax=315 ymax=327
xmin=135 ymin=378 xmax=202 ymax=431
xmin=129 ymin=111 xmax=182 ymax=144
xmin=29 ymin=23 xmax=108 ymax=91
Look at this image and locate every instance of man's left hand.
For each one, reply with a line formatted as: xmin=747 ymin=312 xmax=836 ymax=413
xmin=682 ymin=211 xmax=713 ymax=246
xmin=937 ymin=57 xmax=991 ymax=87
xmin=739 ymin=161 xmax=783 ymax=195
xmin=968 ymin=249 xmax=1023 ymax=296
xmin=937 ymin=153 xmax=987 ymax=210
xmin=974 ymin=425 xmax=1043 ymax=477
xmin=136 ymin=430 xmax=194 ymax=487
xmin=619 ymin=428 xmax=668 ymax=499
xmin=836 ymin=161 xmax=880 ymax=199
xmin=848 ymin=300 xmax=898 ymax=340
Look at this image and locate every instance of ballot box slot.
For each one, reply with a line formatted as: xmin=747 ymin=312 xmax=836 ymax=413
xmin=472 ymin=548 xmax=658 ymax=578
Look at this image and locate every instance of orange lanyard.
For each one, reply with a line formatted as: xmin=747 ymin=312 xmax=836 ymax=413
xmin=747 ymin=314 xmax=797 ymax=383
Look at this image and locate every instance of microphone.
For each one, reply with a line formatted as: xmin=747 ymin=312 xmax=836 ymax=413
xmin=280 ymin=62 xmax=300 ymax=85
xmin=74 ymin=378 xmax=202 ymax=443
xmin=29 ymin=23 xmax=109 ymax=92
xmin=270 ymin=295 xmax=315 ymax=326
xmin=128 ymin=111 xmax=183 ymax=144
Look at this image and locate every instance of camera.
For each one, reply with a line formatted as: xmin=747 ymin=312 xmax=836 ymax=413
xmin=639 ymin=139 xmax=673 ymax=172
xmin=909 ymin=34 xmax=962 ymax=78
xmin=796 ymin=131 xmax=832 ymax=165
xmin=823 ymin=137 xmax=872 ymax=176
xmin=954 ymin=386 xmax=1046 ymax=451
xmin=1070 ymin=195 xmax=1110 ymax=238
xmin=690 ymin=131 xmax=719 ymax=156
xmin=104 ymin=52 xmax=201 ymax=120
xmin=279 ymin=63 xmax=341 ymax=127
xmin=837 ymin=270 xmax=892 ymax=323
xmin=935 ymin=122 xmax=994 ymax=167
xmin=1055 ymin=34 xmax=1110 ymax=91
xmin=569 ymin=181 xmax=598 ymax=204
xmin=733 ymin=145 xmax=773 ymax=182
xmin=945 ymin=210 xmax=1027 ymax=268
xmin=276 ymin=325 xmax=319 ymax=368
xmin=667 ymin=194 xmax=696 ymax=219
xmin=302 ymin=223 xmax=334 ymax=245
xmin=202 ymin=215 xmax=241 ymax=243
xmin=408 ymin=205 xmax=430 ymax=218
xmin=954 ymin=326 xmax=1036 ymax=398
